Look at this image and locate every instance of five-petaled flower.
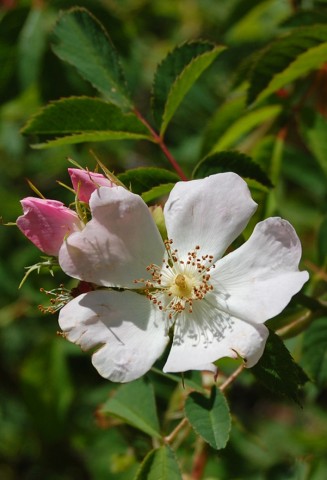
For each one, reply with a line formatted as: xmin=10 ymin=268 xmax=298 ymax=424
xmin=58 ymin=173 xmax=308 ymax=382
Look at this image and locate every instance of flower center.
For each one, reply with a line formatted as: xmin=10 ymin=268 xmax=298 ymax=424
xmin=170 ymin=273 xmax=193 ymax=298
xmin=135 ymin=239 xmax=215 ymax=321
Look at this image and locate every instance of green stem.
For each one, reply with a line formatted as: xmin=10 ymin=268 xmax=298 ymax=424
xmin=293 ymin=292 xmax=327 ymax=313
xmin=133 ymin=108 xmax=188 ymax=181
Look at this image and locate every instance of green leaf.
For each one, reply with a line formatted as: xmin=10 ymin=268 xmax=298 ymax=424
xmin=141 ymin=183 xmax=175 ymax=203
xmin=301 ymin=111 xmax=327 ymax=178
xmin=251 ymin=330 xmax=308 ymax=404
xmin=201 ymin=95 xmax=246 ymax=156
xmin=151 ymin=368 xmax=206 ymax=393
xmin=152 ymin=41 xmax=225 ymax=135
xmin=134 ymin=446 xmax=182 ymax=480
xmin=248 ymin=25 xmax=327 ymax=105
xmin=209 ymin=104 xmax=282 ymax=153
xmin=118 ymin=167 xmax=179 ymax=195
xmin=51 ymin=8 xmax=132 ymax=109
xmin=101 ymin=378 xmax=161 ymax=438
xmin=192 ymin=151 xmax=273 ymax=188
xmin=17 ymin=8 xmax=51 ymax=89
xmin=21 ymin=97 xmax=151 ymax=148
xmin=302 ymin=316 xmax=327 ymax=387
xmin=185 ymin=387 xmax=231 ymax=450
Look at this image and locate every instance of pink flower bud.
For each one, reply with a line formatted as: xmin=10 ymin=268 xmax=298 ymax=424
xmin=17 ymin=197 xmax=83 ymax=256
xmin=68 ymin=168 xmax=113 ymax=203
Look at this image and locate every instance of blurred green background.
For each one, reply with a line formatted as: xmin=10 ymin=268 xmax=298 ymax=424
xmin=1 ymin=0 xmax=327 ymax=479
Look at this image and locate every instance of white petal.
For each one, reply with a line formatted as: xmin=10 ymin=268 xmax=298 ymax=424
xmin=163 ymin=300 xmax=269 ymax=372
xmin=164 ymin=173 xmax=257 ymax=261
xmin=59 ymin=186 xmax=165 ymax=288
xmin=212 ymin=218 xmax=309 ymax=323
xmin=59 ymin=290 xmax=169 ymax=382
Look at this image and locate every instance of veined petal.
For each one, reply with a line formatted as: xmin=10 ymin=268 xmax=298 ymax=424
xmin=164 ymin=173 xmax=257 ymax=261
xmin=163 ymin=300 xmax=269 ymax=372
xmin=212 ymin=218 xmax=309 ymax=323
xmin=59 ymin=186 xmax=165 ymax=288
xmin=58 ymin=290 xmax=169 ymax=383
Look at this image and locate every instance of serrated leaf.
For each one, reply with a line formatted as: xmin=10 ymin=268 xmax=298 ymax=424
xmin=209 ymin=104 xmax=282 ymax=153
xmin=118 ymin=168 xmax=179 ymax=195
xmin=251 ymin=330 xmax=308 ymax=404
xmin=185 ymin=387 xmax=231 ymax=450
xmin=152 ymin=41 xmax=225 ymax=135
xmin=134 ymin=446 xmax=182 ymax=480
xmin=248 ymin=25 xmax=327 ymax=105
xmin=51 ymin=8 xmax=131 ymax=109
xmin=101 ymin=378 xmax=161 ymax=438
xmin=21 ymin=97 xmax=151 ymax=148
xmin=192 ymin=151 xmax=273 ymax=188
xmin=301 ymin=111 xmax=327 ymax=178
xmin=302 ymin=316 xmax=327 ymax=387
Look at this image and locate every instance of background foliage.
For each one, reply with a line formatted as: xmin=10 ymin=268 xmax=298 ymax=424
xmin=1 ymin=0 xmax=327 ymax=479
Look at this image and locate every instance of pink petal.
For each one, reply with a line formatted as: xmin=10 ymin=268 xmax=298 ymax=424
xmin=68 ymin=168 xmax=113 ymax=203
xmin=17 ymin=197 xmax=82 ymax=256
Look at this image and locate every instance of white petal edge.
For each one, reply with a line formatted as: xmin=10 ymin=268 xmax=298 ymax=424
xmin=59 ymin=186 xmax=165 ymax=288
xmin=163 ymin=303 xmax=269 ymax=373
xmin=211 ymin=217 xmax=309 ymax=323
xmin=163 ymin=173 xmax=257 ymax=261
xmin=59 ymin=290 xmax=169 ymax=382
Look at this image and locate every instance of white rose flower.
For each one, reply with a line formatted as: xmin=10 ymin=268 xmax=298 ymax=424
xmin=58 ymin=173 xmax=308 ymax=382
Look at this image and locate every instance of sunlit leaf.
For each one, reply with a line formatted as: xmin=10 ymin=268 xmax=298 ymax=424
xmin=301 ymin=111 xmax=327 ymax=178
xmin=251 ymin=330 xmax=308 ymax=405
xmin=152 ymin=41 xmax=225 ymax=135
xmin=141 ymin=183 xmax=175 ymax=203
xmin=248 ymin=25 xmax=327 ymax=105
xmin=134 ymin=446 xmax=182 ymax=480
xmin=101 ymin=378 xmax=161 ymax=438
xmin=51 ymin=7 xmax=132 ymax=109
xmin=201 ymin=95 xmax=246 ymax=156
xmin=192 ymin=150 xmax=273 ymax=188
xmin=21 ymin=97 xmax=151 ymax=147
xmin=185 ymin=387 xmax=231 ymax=450
xmin=209 ymin=105 xmax=282 ymax=153
xmin=118 ymin=167 xmax=179 ymax=195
